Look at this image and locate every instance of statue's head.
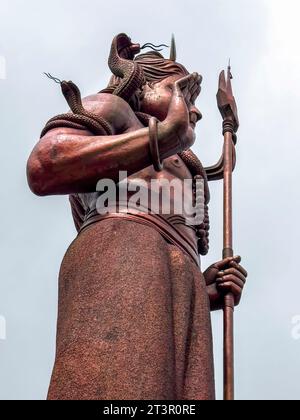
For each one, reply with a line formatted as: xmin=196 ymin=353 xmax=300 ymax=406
xmin=102 ymin=33 xmax=202 ymax=125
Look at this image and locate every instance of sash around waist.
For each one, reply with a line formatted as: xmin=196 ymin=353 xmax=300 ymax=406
xmin=79 ymin=210 xmax=200 ymax=268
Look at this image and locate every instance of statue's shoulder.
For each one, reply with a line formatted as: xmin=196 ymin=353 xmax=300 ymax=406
xmin=82 ymin=92 xmax=133 ymax=116
xmin=81 ymin=93 xmax=140 ymax=133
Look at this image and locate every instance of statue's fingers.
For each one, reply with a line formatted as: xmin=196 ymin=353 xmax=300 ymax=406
xmin=184 ymin=90 xmax=192 ymax=104
xmin=223 ymin=268 xmax=246 ymax=283
xmin=191 ymin=86 xmax=201 ymax=103
xmin=196 ymin=73 xmax=203 ymax=84
xmin=185 ymin=73 xmax=199 ymax=92
xmin=217 ymin=280 xmax=242 ymax=296
xmin=176 ymin=73 xmax=194 ymax=89
xmin=213 ymin=256 xmax=236 ymax=270
xmin=230 ymin=260 xmax=248 ymax=277
xmin=190 ymin=84 xmax=201 ymax=101
xmin=217 ymin=275 xmax=244 ymax=289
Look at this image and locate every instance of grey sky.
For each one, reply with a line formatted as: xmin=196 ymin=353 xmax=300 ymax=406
xmin=0 ymin=0 xmax=299 ymax=400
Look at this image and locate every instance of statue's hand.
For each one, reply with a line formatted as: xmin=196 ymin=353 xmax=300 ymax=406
xmin=204 ymin=256 xmax=248 ymax=311
xmin=159 ymin=73 xmax=202 ymax=154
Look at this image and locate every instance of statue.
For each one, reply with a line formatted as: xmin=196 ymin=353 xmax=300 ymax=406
xmin=27 ymin=33 xmax=247 ymax=400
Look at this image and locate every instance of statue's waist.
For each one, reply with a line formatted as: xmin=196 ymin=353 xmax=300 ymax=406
xmin=79 ymin=209 xmax=200 ymax=268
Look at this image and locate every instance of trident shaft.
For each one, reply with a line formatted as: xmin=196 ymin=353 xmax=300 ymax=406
xmin=216 ymin=62 xmax=239 ymax=401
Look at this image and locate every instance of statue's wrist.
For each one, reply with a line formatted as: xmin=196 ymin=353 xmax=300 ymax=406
xmin=157 ymin=121 xmax=183 ymax=159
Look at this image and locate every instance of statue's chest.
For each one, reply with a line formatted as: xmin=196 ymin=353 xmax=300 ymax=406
xmin=131 ymin=154 xmax=193 ymax=183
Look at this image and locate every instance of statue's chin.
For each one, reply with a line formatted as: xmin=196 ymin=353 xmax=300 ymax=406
xmin=184 ymin=126 xmax=196 ymax=149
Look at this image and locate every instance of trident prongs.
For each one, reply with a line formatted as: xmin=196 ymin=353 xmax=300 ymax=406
xmin=216 ymin=63 xmax=239 ymax=133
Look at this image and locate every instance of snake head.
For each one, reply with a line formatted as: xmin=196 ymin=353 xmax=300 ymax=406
xmin=114 ymin=33 xmax=141 ymax=60
xmin=60 ymin=81 xmax=83 ymax=114
xmin=217 ymin=67 xmax=239 ymax=133
xmin=108 ymin=34 xmax=146 ymax=102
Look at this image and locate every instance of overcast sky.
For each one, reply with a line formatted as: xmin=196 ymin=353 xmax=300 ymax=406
xmin=0 ymin=0 xmax=299 ymax=400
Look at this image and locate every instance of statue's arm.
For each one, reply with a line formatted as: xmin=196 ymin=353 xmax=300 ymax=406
xmin=27 ymin=94 xmax=187 ymax=196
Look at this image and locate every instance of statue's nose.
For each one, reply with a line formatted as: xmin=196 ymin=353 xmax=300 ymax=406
xmin=190 ymin=106 xmax=202 ymax=122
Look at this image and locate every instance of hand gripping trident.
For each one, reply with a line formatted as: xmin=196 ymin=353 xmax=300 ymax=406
xmin=217 ymin=62 xmax=239 ymax=401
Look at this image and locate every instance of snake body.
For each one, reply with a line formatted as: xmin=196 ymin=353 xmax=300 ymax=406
xmin=41 ymin=81 xmax=113 ymax=137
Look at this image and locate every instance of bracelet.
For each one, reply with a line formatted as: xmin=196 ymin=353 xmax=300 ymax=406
xmin=149 ymin=117 xmax=163 ymax=172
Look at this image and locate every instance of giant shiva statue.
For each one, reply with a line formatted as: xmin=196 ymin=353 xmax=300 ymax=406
xmin=27 ymin=34 xmax=247 ymax=400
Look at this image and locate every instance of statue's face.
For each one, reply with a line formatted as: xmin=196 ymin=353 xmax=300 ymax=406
xmin=140 ymin=74 xmax=202 ymax=127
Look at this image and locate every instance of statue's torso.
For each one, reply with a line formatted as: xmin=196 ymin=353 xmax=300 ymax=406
xmin=73 ymin=154 xmax=200 ymax=266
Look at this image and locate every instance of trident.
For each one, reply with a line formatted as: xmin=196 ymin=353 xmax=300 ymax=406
xmin=205 ymin=62 xmax=239 ymax=400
